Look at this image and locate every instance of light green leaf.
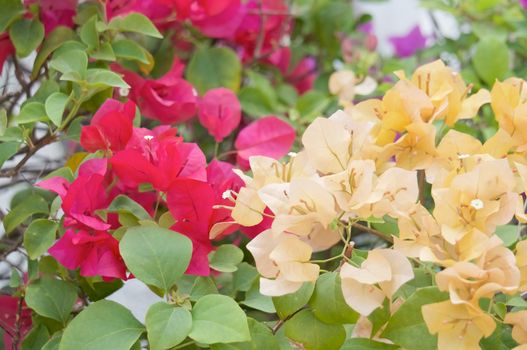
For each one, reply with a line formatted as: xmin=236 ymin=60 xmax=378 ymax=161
xmin=0 ymin=109 xmax=7 ymax=136
xmin=189 ymin=294 xmax=251 ymax=344
xmin=309 ymin=272 xmax=359 ymax=324
xmin=32 ymin=27 xmax=76 ymax=79
xmin=25 ymin=277 xmax=77 ymax=325
xmin=209 ymin=244 xmax=244 ymax=272
xmin=0 ymin=0 xmax=24 ymax=33
xmin=495 ymin=225 xmax=519 ymax=247
xmin=50 ymin=49 xmax=88 ymax=78
xmin=381 ymin=287 xmax=449 ymax=350
xmin=41 ymin=331 xmax=62 ymax=350
xmin=3 ymin=194 xmax=49 ymax=234
xmin=241 ymin=280 xmax=276 ymax=314
xmin=80 ymin=16 xmax=99 ymax=49
xmin=86 ymin=68 xmax=129 ymax=88
xmin=341 ymin=338 xmax=399 ymax=350
xmin=108 ymin=13 xmax=162 ymax=38
xmin=24 ymin=219 xmax=58 ymax=259
xmin=45 ymin=92 xmax=69 ymax=127
xmin=108 ymin=195 xmax=151 ymax=221
xmin=297 ymin=91 xmax=331 ymax=123
xmin=22 ymin=324 xmax=50 ymax=350
xmin=119 ymin=226 xmax=192 ymax=292
xmin=112 ymin=39 xmax=151 ymax=64
xmin=186 ymin=47 xmax=242 ymax=94
xmin=59 ymin=300 xmax=144 ymax=350
xmin=211 ymin=318 xmax=279 ymax=350
xmin=17 ymin=102 xmax=48 ymax=124
xmin=190 ymin=276 xmax=218 ymax=301
xmin=273 ymin=282 xmax=314 ymax=319
xmin=233 ymin=262 xmax=259 ymax=292
xmin=9 ymin=18 xmax=44 ymax=57
xmin=472 ymin=37 xmax=510 ymax=86
xmin=0 ymin=141 xmax=20 ymax=168
xmin=146 ymin=302 xmax=192 ymax=350
xmin=284 ymin=309 xmax=346 ymax=350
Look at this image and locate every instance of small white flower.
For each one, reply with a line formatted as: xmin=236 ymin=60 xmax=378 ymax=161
xmin=470 ymin=199 xmax=484 ymax=210
xmin=119 ymin=87 xmax=130 ymax=97
xmin=144 ymin=135 xmax=154 ymax=141
xmin=222 ymin=190 xmax=232 ymax=200
xmin=192 ymin=88 xmax=198 ymax=97
xmin=458 ymin=153 xmax=470 ymax=159
xmin=288 ymin=152 xmax=297 ymax=157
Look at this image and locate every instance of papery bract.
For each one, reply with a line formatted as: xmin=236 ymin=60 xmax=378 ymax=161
xmin=25 ymin=0 xmax=77 ymax=32
xmin=198 ymin=88 xmax=241 ymax=142
xmin=0 ymin=296 xmax=32 ymax=349
xmin=235 ymin=116 xmax=295 ymax=170
xmin=389 ymin=25 xmax=427 ymax=58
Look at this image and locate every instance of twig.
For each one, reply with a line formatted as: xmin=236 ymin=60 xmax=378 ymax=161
xmin=352 ymin=222 xmax=394 ymax=244
xmin=11 ymin=296 xmax=24 ymax=350
xmin=417 ymin=169 xmax=426 ymax=204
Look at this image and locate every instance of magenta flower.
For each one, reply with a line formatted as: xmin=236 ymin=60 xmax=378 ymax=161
xmin=389 ymin=25 xmax=427 ymax=58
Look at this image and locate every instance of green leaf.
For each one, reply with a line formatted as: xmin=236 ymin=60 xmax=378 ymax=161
xmin=25 ymin=277 xmax=77 ymax=325
xmin=9 ymin=267 xmax=21 ymax=288
xmin=50 ymin=49 xmax=88 ymax=78
xmin=0 ymin=0 xmax=24 ymax=33
xmin=80 ymin=16 xmax=99 ymax=49
xmin=341 ymin=338 xmax=399 ymax=350
xmin=78 ymin=277 xmax=123 ymax=302
xmin=381 ymin=287 xmax=449 ymax=350
xmin=309 ymin=272 xmax=359 ymax=324
xmin=189 ymin=294 xmax=251 ymax=344
xmin=120 ymin=226 xmax=192 ymax=292
xmin=108 ymin=195 xmax=151 ymax=221
xmin=186 ymin=47 xmax=242 ymax=94
xmin=24 ymin=219 xmax=58 ymax=260
xmin=480 ymin=322 xmax=516 ymax=350
xmin=108 ymin=13 xmax=162 ymax=38
xmin=0 ymin=109 xmax=7 ymax=136
xmin=85 ymin=68 xmax=129 ymax=88
xmin=0 ymin=141 xmax=20 ymax=168
xmin=495 ymin=225 xmax=519 ymax=247
xmin=45 ymin=92 xmax=69 ymax=127
xmin=233 ymin=262 xmax=259 ymax=292
xmin=241 ymin=280 xmax=276 ymax=313
xmin=211 ymin=318 xmax=279 ymax=350
xmin=238 ymin=87 xmax=278 ymax=117
xmin=112 ymin=39 xmax=151 ymax=64
xmin=209 ymin=244 xmax=244 ymax=272
xmin=284 ymin=309 xmax=346 ymax=350
xmin=190 ymin=276 xmax=218 ymax=301
xmin=9 ymin=18 xmax=44 ymax=57
xmin=273 ymin=282 xmax=314 ymax=319
xmin=22 ymin=324 xmax=50 ymax=350
xmin=59 ymin=300 xmax=144 ymax=350
xmin=32 ymin=27 xmax=76 ymax=79
xmin=90 ymin=42 xmax=116 ymax=61
xmin=41 ymin=331 xmax=62 ymax=350
xmin=146 ymin=302 xmax=192 ymax=350
xmin=297 ymin=91 xmax=331 ymax=123
xmin=17 ymin=102 xmax=48 ymax=124
xmin=3 ymin=194 xmax=49 ymax=234
xmin=472 ymin=37 xmax=510 ymax=86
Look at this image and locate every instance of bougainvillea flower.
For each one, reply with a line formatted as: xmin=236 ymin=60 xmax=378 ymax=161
xmin=189 ymin=0 xmax=244 ymax=38
xmin=389 ymin=25 xmax=427 ymax=58
xmin=505 ymin=310 xmax=527 ymax=347
xmin=49 ymin=229 xmax=126 ymax=279
xmin=422 ymin=301 xmax=495 ymax=350
xmin=267 ymin=48 xmax=317 ymax=94
xmin=0 ymin=296 xmax=32 ymax=349
xmin=0 ymin=34 xmax=14 ymax=76
xmin=122 ymin=59 xmax=198 ymax=124
xmin=106 ymin=0 xmax=174 ymax=25
xmin=329 ymin=70 xmax=377 ymax=106
xmin=340 ymin=249 xmax=414 ymax=316
xmin=247 ymin=229 xmax=319 ymax=296
xmin=389 ymin=121 xmax=438 ymax=170
xmin=234 ymin=116 xmax=295 ymax=170
xmin=516 ymin=240 xmax=527 ymax=290
xmin=80 ymin=99 xmax=136 ymax=153
xmin=198 ymin=88 xmax=241 ymax=142
xmin=25 ymin=0 xmax=77 ymax=32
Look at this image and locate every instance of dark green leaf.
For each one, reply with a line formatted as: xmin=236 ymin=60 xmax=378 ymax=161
xmin=85 ymin=68 xmax=129 ymax=88
xmin=0 ymin=0 xmax=24 ymax=33
xmin=284 ymin=309 xmax=346 ymax=350
xmin=341 ymin=338 xmax=399 ymax=350
xmin=17 ymin=102 xmax=48 ymax=124
xmin=50 ymin=49 xmax=88 ymax=78
xmin=211 ymin=318 xmax=279 ymax=350
xmin=107 ymin=13 xmax=162 ymax=38
xmin=3 ymin=194 xmax=49 ymax=234
xmin=80 ymin=16 xmax=99 ymax=49
xmin=24 ymin=219 xmax=58 ymax=260
xmin=32 ymin=27 xmax=76 ymax=79
xmin=25 ymin=277 xmax=77 ymax=325
xmin=108 ymin=195 xmax=151 ymax=221
xmin=9 ymin=18 xmax=44 ymax=57
xmin=112 ymin=39 xmax=151 ymax=64
xmin=0 ymin=141 xmax=20 ymax=168
xmin=273 ymin=282 xmax=314 ymax=319
xmin=22 ymin=324 xmax=50 ymax=350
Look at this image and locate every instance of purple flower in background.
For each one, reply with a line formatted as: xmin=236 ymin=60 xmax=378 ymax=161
xmin=521 ymin=0 xmax=527 ymax=8
xmin=389 ymin=25 xmax=427 ymax=58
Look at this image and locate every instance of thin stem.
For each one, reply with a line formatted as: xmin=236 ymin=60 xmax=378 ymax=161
xmin=417 ymin=169 xmax=426 ymax=204
xmin=352 ymin=222 xmax=394 ymax=244
xmin=171 ymin=340 xmax=195 ymax=349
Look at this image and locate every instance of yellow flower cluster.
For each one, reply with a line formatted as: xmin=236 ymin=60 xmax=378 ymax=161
xmin=229 ymin=60 xmax=527 ymax=350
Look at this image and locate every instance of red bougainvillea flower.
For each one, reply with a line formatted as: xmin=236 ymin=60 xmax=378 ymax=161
xmin=110 ymin=134 xmax=206 ymax=191
xmin=38 ymin=159 xmax=111 ymax=231
xmin=0 ymin=34 xmax=14 ymax=76
xmin=121 ymin=59 xmax=198 ymax=124
xmin=48 ymin=229 xmax=127 ymax=280
xmin=268 ymin=48 xmax=317 ymax=94
xmin=0 ymin=296 xmax=32 ymax=349
xmin=198 ymin=88 xmax=242 ymax=142
xmin=25 ymin=0 xmax=77 ymax=32
xmin=105 ymin=0 xmax=175 ymax=26
xmin=80 ymin=99 xmax=136 ymax=153
xmin=389 ymin=25 xmax=428 ymax=58
xmin=188 ymin=0 xmax=245 ymax=39
xmin=234 ymin=116 xmax=296 ymax=170
xmin=230 ymin=0 xmax=291 ymax=60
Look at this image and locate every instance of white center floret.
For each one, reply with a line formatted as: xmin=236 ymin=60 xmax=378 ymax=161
xmin=470 ymin=199 xmax=484 ymax=210
xmin=144 ymin=135 xmax=154 ymax=141
xmin=288 ymin=152 xmax=297 ymax=157
xmin=222 ymin=190 xmax=232 ymax=200
xmin=458 ymin=153 xmax=470 ymax=159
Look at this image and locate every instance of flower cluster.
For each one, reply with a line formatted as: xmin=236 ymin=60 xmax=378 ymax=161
xmin=231 ymin=59 xmax=527 ymax=350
